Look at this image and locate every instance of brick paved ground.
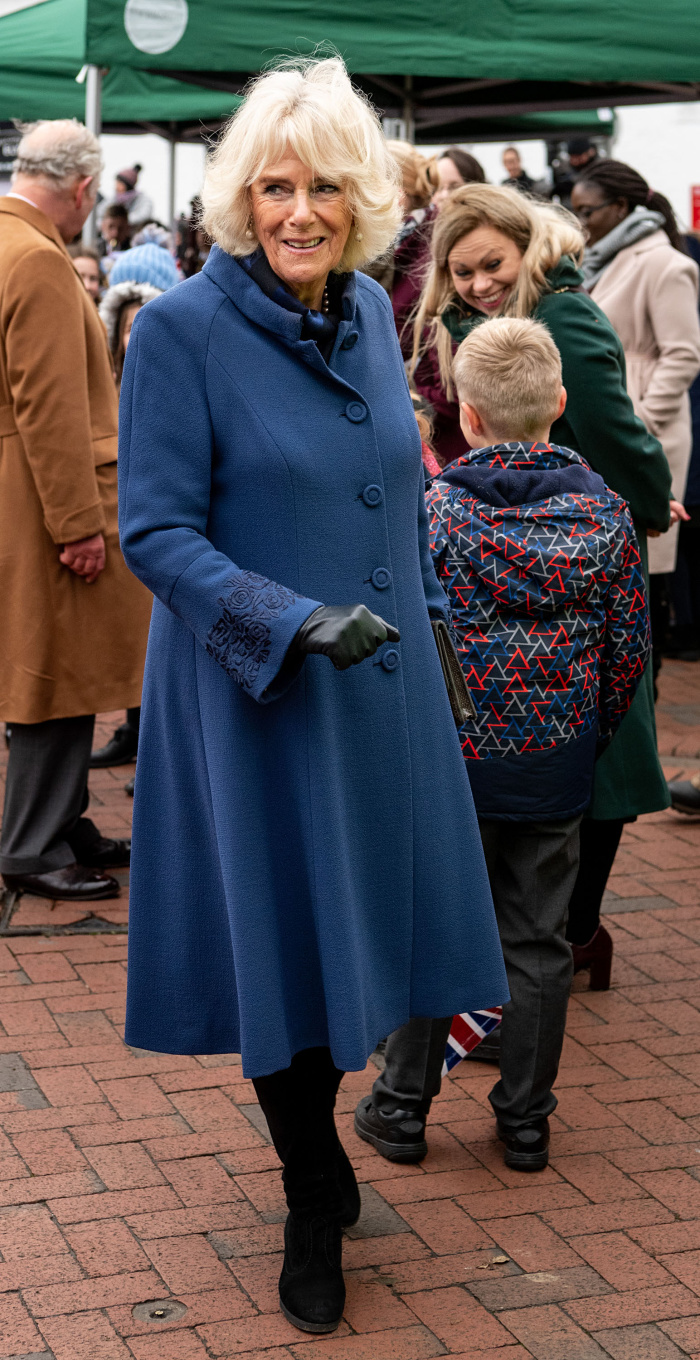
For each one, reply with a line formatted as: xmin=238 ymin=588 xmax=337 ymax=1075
xmin=0 ymin=660 xmax=699 ymax=1359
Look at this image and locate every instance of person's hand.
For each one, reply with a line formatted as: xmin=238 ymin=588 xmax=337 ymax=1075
xmin=293 ymin=604 xmax=400 ymax=671
xmin=669 ymin=499 xmax=690 ymax=526
xmin=648 ymin=500 xmax=691 ymax=537
xmin=59 ymin=533 xmax=106 ymax=583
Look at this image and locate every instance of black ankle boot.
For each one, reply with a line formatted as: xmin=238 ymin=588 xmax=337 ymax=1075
xmin=279 ymin=1213 xmax=345 ymax=1333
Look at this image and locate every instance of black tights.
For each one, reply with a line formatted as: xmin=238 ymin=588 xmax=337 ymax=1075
xmin=565 ymin=817 xmax=626 ymax=947
xmin=252 ymin=1047 xmax=344 ymax=1215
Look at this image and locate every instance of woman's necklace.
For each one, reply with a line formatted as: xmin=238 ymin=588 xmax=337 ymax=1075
xmin=321 ymin=285 xmax=329 ymax=315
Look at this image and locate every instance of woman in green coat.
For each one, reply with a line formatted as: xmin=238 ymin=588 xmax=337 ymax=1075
xmin=412 ymin=184 xmax=676 ymax=983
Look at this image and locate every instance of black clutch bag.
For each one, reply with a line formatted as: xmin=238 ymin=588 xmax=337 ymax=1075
xmin=431 ymin=620 xmax=478 ymax=727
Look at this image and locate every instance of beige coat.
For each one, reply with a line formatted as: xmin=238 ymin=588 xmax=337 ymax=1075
xmin=591 ymin=229 xmax=700 ymax=573
xmin=0 ymin=197 xmax=151 ymax=723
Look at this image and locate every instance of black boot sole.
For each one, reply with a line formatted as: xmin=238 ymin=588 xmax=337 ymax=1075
xmin=279 ymin=1300 xmax=342 ymax=1334
xmin=354 ymin=1110 xmax=427 ymax=1164
xmin=503 ymin=1146 xmax=549 ymax=1172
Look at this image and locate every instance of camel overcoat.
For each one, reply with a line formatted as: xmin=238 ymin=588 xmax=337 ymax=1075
xmin=0 ymin=197 xmax=151 ymax=723
xmin=591 ymin=230 xmax=700 ymax=574
xmin=118 ymin=249 xmax=508 ymax=1077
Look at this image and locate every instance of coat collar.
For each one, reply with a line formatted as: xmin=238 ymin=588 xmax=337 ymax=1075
xmin=203 ymin=244 xmax=358 ymax=372
xmin=0 ymin=196 xmax=67 ymax=253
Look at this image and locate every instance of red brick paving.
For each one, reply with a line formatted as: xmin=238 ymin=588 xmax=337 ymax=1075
xmin=0 ymin=665 xmax=698 ymax=1356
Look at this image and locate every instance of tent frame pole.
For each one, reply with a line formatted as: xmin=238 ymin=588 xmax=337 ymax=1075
xmin=83 ymin=64 xmax=102 ymax=247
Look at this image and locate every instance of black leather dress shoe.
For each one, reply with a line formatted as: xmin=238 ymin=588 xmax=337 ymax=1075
xmin=668 ymin=773 xmax=700 ymax=816
xmin=2 ymin=864 xmax=120 ymax=901
xmin=497 ymin=1117 xmax=550 ymax=1172
xmin=77 ymin=837 xmax=131 ymax=870
xmin=354 ymin=1094 xmax=427 ymax=1163
xmin=89 ymin=723 xmax=138 ymax=768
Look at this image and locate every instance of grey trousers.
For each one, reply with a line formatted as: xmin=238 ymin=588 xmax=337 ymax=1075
xmin=0 ymin=716 xmax=98 ymax=875
xmin=372 ymin=815 xmax=581 ymax=1131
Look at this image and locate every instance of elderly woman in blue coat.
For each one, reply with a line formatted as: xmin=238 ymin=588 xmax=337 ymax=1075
xmin=118 ymin=57 xmax=507 ymax=1334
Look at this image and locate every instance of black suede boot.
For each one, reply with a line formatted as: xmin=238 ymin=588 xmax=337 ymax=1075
xmin=279 ymin=1156 xmax=345 ymax=1333
xmin=337 ymin=1142 xmax=361 ymax=1228
xmin=279 ymin=1211 xmax=345 ymax=1333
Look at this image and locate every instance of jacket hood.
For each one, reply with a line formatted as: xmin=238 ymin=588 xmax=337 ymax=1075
xmin=99 ymin=281 xmax=162 ymax=353
xmin=437 ymin=441 xmax=617 ymax=615
xmin=441 ymin=255 xmax=584 ymax=343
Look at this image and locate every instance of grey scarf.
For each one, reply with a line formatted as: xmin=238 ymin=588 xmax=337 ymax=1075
xmin=581 ymin=205 xmax=665 ymax=290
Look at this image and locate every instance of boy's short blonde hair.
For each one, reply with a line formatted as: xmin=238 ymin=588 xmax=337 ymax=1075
xmin=453 ymin=316 xmax=563 ymax=440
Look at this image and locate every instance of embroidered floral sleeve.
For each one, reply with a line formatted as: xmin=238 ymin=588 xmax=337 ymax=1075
xmin=206 ymin=571 xmax=300 ymax=690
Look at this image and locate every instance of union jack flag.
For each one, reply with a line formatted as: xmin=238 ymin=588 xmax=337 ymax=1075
xmin=442 ymin=1008 xmax=502 ymax=1075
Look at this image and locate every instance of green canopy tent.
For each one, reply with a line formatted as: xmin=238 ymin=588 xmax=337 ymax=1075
xmin=83 ymin=0 xmax=700 ymax=143
xmin=0 ymin=0 xmax=240 ymax=133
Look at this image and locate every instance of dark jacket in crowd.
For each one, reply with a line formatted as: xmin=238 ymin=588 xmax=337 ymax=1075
xmin=428 ymin=442 xmax=650 ymax=821
xmin=440 ymin=255 xmax=671 ymax=821
xmin=392 ymin=206 xmax=466 ymax=465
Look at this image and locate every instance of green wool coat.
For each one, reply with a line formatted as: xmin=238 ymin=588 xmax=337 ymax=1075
xmin=442 ymin=256 xmax=672 ymax=820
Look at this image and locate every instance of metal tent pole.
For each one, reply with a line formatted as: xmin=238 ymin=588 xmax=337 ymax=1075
xmin=83 ymin=65 xmax=102 ymax=247
xmin=167 ymin=126 xmax=177 ymax=227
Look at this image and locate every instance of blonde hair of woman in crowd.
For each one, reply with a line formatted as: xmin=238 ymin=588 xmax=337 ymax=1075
xmin=385 ymin=140 xmax=434 ymax=213
xmin=201 ymin=56 xmax=402 ymax=271
xmin=412 ymin=183 xmax=582 ymax=400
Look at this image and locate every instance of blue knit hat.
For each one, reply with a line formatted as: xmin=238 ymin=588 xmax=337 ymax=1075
xmin=109 ymin=243 xmax=179 ymax=292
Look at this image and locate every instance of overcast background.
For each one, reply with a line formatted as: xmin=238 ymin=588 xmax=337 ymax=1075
xmin=99 ymin=100 xmax=700 ymax=228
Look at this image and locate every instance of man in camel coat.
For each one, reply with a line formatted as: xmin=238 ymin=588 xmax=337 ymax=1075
xmin=0 ymin=120 xmax=152 ymax=901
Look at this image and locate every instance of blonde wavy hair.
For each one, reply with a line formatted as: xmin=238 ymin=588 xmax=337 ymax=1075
xmin=201 ymin=57 xmax=402 ymax=272
xmin=385 ymin=140 xmax=435 ymax=212
xmin=412 ymin=184 xmax=584 ymax=400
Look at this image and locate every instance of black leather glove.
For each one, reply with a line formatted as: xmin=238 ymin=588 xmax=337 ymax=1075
xmin=293 ymin=604 xmax=400 ymax=671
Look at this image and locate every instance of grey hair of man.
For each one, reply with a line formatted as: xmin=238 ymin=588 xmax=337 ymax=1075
xmin=13 ymin=120 xmax=103 ymax=188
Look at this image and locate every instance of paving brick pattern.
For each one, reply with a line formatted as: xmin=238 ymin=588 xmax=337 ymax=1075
xmin=0 ymin=662 xmax=697 ymax=1358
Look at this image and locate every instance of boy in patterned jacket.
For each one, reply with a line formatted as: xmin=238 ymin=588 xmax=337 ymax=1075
xmin=356 ymin=316 xmax=649 ymax=1172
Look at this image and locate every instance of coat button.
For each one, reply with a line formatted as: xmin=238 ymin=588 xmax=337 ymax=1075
xmin=341 ymin=332 xmax=359 ymax=350
xmin=345 ymin=401 xmax=367 ymax=422
xmin=371 ymin=567 xmax=392 ymax=590
xmin=381 ymin=649 xmax=400 ymax=673
xmin=362 ymin=484 xmax=383 ymax=507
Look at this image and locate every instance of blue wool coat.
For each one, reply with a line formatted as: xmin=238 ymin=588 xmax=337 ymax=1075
xmin=118 ymin=246 xmax=507 ymax=1078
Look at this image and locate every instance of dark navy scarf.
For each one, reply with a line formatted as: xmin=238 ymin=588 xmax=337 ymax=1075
xmin=238 ymin=248 xmax=345 ymax=362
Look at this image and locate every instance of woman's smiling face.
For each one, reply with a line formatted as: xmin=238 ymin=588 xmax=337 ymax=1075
xmin=249 ymin=148 xmax=353 ymax=303
xmin=447 ymin=226 xmax=524 ymax=313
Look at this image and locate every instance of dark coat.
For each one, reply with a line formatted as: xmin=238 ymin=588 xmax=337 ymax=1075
xmin=118 ymin=247 xmax=507 ymax=1078
xmin=441 ymin=257 xmax=672 ymax=820
xmin=429 ymin=442 xmax=650 ymax=820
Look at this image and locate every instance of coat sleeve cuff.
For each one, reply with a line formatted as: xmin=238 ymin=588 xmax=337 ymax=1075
xmin=171 ymin=559 xmax=322 ymax=705
xmin=48 ymin=501 xmax=107 ymax=545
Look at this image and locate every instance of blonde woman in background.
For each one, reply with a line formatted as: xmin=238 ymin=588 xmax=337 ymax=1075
xmin=412 ymin=182 xmax=678 ymax=994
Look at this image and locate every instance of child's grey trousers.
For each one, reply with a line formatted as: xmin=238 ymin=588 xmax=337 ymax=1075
xmin=371 ymin=815 xmax=581 ymax=1132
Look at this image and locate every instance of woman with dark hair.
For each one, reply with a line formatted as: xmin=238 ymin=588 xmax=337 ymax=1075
xmin=571 ymin=161 xmax=700 ymax=686
xmin=394 ymin=146 xmax=487 ymax=464
xmin=432 ymin=146 xmax=487 ymax=209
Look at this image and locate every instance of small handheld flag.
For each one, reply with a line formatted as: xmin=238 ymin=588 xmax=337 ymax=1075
xmin=443 ymin=1008 xmax=502 ymax=1075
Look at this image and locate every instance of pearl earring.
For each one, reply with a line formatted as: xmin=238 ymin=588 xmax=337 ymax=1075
xmin=355 ymin=229 xmax=363 ymax=242
xmin=245 ymin=218 xmax=255 ymax=240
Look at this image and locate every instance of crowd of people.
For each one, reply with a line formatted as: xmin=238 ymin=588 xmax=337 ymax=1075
xmin=0 ymin=58 xmax=699 ymax=1337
